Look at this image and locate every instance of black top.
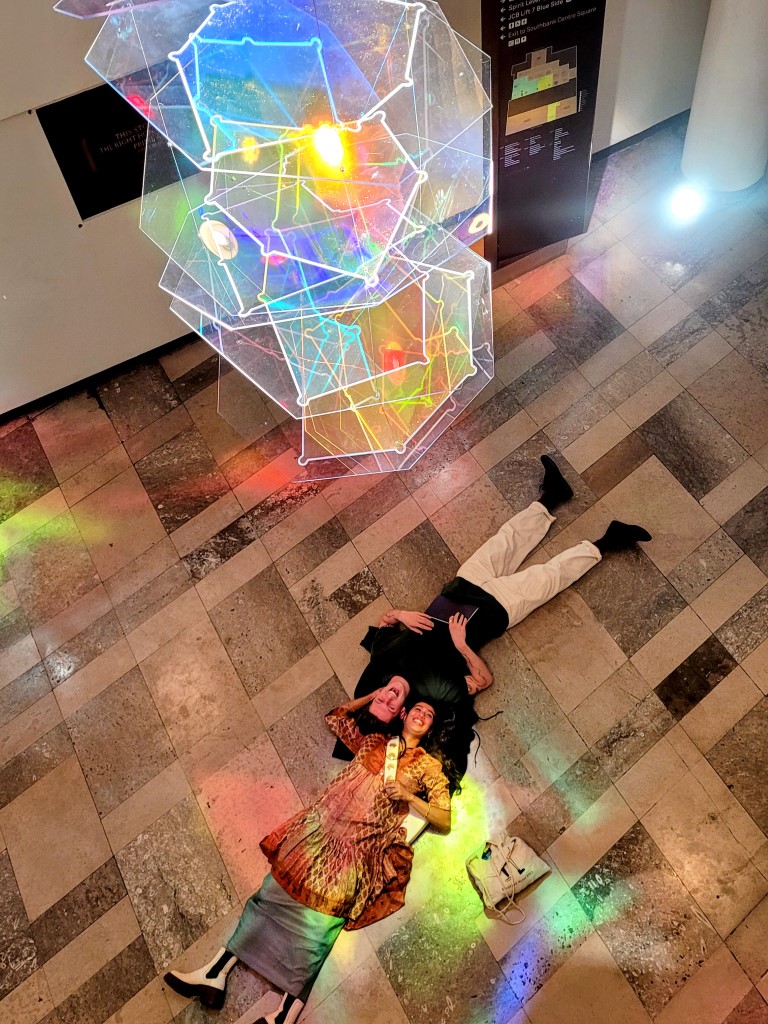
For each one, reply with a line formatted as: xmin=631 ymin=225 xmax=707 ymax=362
xmin=332 ymin=577 xmax=508 ymax=761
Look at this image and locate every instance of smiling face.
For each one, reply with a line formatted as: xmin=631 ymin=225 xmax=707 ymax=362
xmin=369 ymin=676 xmax=410 ymax=722
xmin=402 ymin=701 xmax=435 ymax=741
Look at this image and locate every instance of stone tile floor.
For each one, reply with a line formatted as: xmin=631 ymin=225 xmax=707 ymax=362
xmin=2 ymin=120 xmax=768 ymax=1024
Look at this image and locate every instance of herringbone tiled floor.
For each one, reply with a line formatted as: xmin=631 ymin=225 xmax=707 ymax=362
xmin=2 ymin=120 xmax=768 ymax=1024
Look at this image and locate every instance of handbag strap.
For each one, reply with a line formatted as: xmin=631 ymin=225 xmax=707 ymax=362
xmin=473 ymin=842 xmax=527 ymax=925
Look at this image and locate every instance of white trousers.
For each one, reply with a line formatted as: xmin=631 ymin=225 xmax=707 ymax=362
xmin=457 ymin=501 xmax=602 ymax=627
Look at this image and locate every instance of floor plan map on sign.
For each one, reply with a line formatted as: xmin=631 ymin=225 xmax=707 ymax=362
xmin=506 ymin=45 xmax=577 ymax=134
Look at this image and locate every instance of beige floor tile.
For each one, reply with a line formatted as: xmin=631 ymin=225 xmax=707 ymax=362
xmin=0 ymin=755 xmax=111 ymax=920
xmin=55 ymin=637 xmax=136 ymax=719
xmin=102 ymin=759 xmax=190 ymax=854
xmin=123 ymin=405 xmax=193 ymax=464
xmin=676 ymin=223 xmax=768 ymax=308
xmin=680 ymin=667 xmax=762 ymax=754
xmin=630 ymin=607 xmax=712 ymax=687
xmin=493 ymin=284 xmax=525 ymax=327
xmin=126 ymin=587 xmax=207 ymax=663
xmin=185 ymin=381 xmax=273 ymax=466
xmin=0 ymin=488 xmax=67 ymax=556
xmin=513 ymin=591 xmax=626 ymax=714
xmin=755 ymin=442 xmax=768 ymax=473
xmin=290 ymin=541 xmax=365 ymax=599
xmin=520 ymin=720 xmax=588 ymax=794
xmin=158 ymin=338 xmax=211 ymax=381
xmin=563 ymin=222 xmax=619 ymax=271
xmin=139 ymin=618 xmax=253 ymax=756
xmin=32 ymin=582 xmax=112 ymax=659
xmin=305 ymin=929 xmax=375 ymax=1015
xmin=643 ymin=772 xmax=768 ymax=938
xmin=103 ymin=977 xmax=172 ymax=1024
xmin=694 ymin=758 xmax=767 ymax=857
xmin=0 ymin=578 xmax=18 ymax=618
xmin=177 ymin=702 xmax=263 ymax=794
xmin=525 ymin=931 xmax=652 ymax=1024
xmin=303 ymin=955 xmax=409 ymax=1024
xmin=71 ymin=467 xmax=166 ymax=580
xmin=615 ymin=737 xmax=688 ymax=817
xmin=561 ymin=412 xmax=632 ymax=473
xmin=470 ymin=408 xmax=540 ymax=471
xmin=32 ymin=392 xmax=120 ymax=483
xmin=570 ymin=663 xmax=650 ymax=747
xmin=575 ymin=241 xmax=674 ymax=329
xmin=666 ymin=331 xmax=732 ymax=388
xmin=742 ymin=638 xmax=768 ymax=695
xmin=0 ymin=970 xmax=54 ymax=1024
xmin=322 ymin=473 xmax=381 ymax=514
xmin=615 ymin=371 xmax=683 ymax=430
xmin=431 ymin=475 xmax=512 ymax=564
xmin=253 ymin=646 xmax=334 ymax=729
xmin=547 ymin=786 xmax=636 ymax=886
xmin=700 ymin=458 xmax=768 ymax=525
xmin=506 ymin=256 xmax=571 ymax=309
xmin=321 ymin=595 xmax=392 ymax=695
xmin=0 ymin=690 xmax=61 ymax=767
xmin=602 ymin=457 xmax=718 ymax=574
xmin=666 ymin=723 xmax=705 ymax=768
xmin=629 ymin=294 xmax=694 ymax=348
xmin=196 ymin=733 xmax=303 ymax=902
xmin=526 ymin=372 xmax=592 ymax=429
xmin=43 ymin=896 xmax=140 ymax=1004
xmin=477 ymin=865 xmax=570 ymax=963
xmin=495 ymin=331 xmax=556 ymax=386
xmin=691 ymin=557 xmax=767 ymax=631
xmin=261 ymin=493 xmax=335 ymax=561
xmin=654 ymin=944 xmax=752 ymax=1024
xmin=60 ymin=445 xmax=132 ymax=508
xmin=579 ymin=332 xmax=644 ymax=387
xmin=103 ymin=536 xmax=179 ymax=606
xmin=169 ymin=490 xmax=243 ymax=559
xmin=727 ymin=897 xmax=768 ymax=984
xmin=690 ymin=350 xmax=768 ymax=454
xmin=352 ymin=495 xmax=425 ymax=563
xmin=233 ymin=448 xmax=299 ymax=512
xmin=411 ymin=450 xmax=484 ymax=517
xmin=0 ymin=633 xmax=40 ymax=689
xmin=196 ymin=539 xmax=271 ymax=611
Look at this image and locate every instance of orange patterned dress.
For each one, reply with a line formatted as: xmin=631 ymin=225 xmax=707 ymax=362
xmin=260 ymin=707 xmax=450 ymax=930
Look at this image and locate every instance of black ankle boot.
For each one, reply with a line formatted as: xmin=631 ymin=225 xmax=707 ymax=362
xmin=595 ymin=520 xmax=652 ymax=554
xmin=538 ymin=455 xmax=574 ymax=512
xmin=164 ymin=947 xmax=237 ymax=1009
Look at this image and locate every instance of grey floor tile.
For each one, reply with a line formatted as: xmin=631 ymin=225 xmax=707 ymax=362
xmin=0 ymin=851 xmax=37 ymax=999
xmin=668 ymin=530 xmax=744 ymax=602
xmin=724 ymin=488 xmax=768 ymax=574
xmin=636 ymin=392 xmax=748 ymax=500
xmin=0 ymin=421 xmax=57 ymax=524
xmin=715 ymin=585 xmax=768 ymax=662
xmin=97 ymin=362 xmax=179 ymax=442
xmin=370 ymin=520 xmax=459 ymax=612
xmin=654 ymin=636 xmax=739 ymax=721
xmin=527 ymin=278 xmax=626 ymax=365
xmin=44 ymin=611 xmax=123 ymax=687
xmin=708 ymin=698 xmax=768 ymax=833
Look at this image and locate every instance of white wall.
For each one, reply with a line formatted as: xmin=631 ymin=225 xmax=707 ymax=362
xmin=1 ymin=0 xmax=711 ymax=415
xmin=0 ymin=2 xmax=183 ymax=416
xmin=593 ymin=0 xmax=711 ymax=151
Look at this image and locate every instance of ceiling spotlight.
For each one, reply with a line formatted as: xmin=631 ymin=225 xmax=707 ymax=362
xmin=669 ymin=185 xmax=706 ymax=223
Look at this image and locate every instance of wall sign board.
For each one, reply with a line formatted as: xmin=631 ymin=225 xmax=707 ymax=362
xmin=482 ymin=0 xmax=607 ymax=267
xmin=37 ymin=83 xmax=196 ymax=220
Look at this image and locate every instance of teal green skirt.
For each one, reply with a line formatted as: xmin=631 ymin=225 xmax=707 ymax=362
xmin=228 ymin=873 xmax=345 ymax=998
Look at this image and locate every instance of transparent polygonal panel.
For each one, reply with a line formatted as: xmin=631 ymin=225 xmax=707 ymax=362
xmin=58 ymin=0 xmax=494 ymax=477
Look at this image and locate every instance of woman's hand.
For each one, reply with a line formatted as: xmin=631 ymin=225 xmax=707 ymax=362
xmin=448 ymin=613 xmax=468 ymax=650
xmin=395 ymin=610 xmax=434 ymax=634
xmin=384 ymin=779 xmax=414 ymax=803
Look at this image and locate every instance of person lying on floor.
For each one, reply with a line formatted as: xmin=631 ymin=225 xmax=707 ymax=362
xmin=164 ymin=690 xmax=461 ymax=1024
xmin=333 ymin=454 xmax=652 ymax=763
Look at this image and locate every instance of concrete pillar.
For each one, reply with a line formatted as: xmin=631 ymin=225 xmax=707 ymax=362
xmin=681 ymin=0 xmax=768 ymax=192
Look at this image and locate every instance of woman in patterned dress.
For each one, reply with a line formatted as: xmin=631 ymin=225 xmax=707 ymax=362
xmin=164 ymin=690 xmax=457 ymax=1024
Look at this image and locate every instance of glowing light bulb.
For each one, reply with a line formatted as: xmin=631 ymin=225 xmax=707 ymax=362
xmin=312 ymin=124 xmax=344 ymax=168
xmin=198 ymin=220 xmax=238 ymax=260
xmin=241 ymin=135 xmax=260 ymax=164
xmin=669 ymin=185 xmax=705 ymax=223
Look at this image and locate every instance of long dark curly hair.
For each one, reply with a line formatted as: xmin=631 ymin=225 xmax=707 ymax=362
xmin=399 ymin=696 xmax=477 ymax=795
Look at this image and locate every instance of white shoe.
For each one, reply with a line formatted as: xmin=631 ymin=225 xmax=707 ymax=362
xmin=163 ymin=947 xmax=236 ymax=1009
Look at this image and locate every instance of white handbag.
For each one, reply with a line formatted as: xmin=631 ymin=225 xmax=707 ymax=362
xmin=466 ymin=834 xmax=550 ymax=923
